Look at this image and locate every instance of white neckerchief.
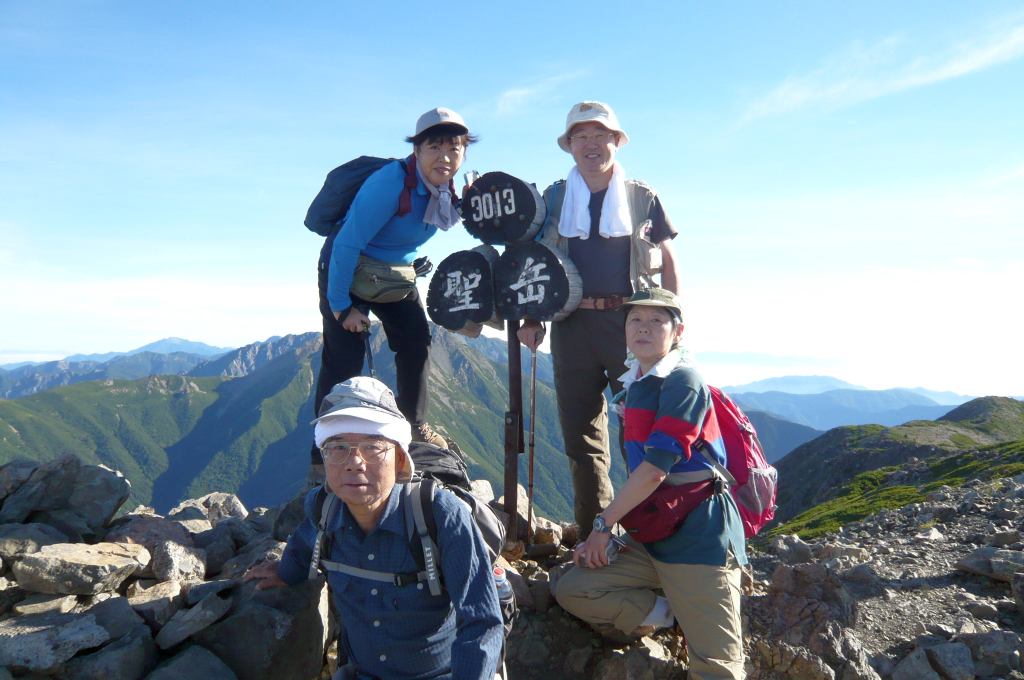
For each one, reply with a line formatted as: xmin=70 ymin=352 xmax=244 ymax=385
xmin=416 ymin=165 xmax=460 ymax=231
xmin=558 ymin=161 xmax=632 ymax=240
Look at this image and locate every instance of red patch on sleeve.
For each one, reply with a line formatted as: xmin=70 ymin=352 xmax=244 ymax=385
xmin=651 ymin=415 xmax=702 ymax=459
xmin=624 ymin=408 xmax=657 ymax=442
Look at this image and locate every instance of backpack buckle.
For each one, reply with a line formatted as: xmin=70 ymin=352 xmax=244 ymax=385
xmin=393 ymin=573 xmax=419 ymax=587
xmin=714 ymin=479 xmax=728 ymax=495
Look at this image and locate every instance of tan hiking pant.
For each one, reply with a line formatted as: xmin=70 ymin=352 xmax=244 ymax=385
xmin=555 ymin=541 xmax=745 ymax=680
xmin=550 ymin=308 xmax=629 ymax=538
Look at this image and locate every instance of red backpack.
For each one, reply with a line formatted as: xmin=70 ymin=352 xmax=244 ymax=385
xmin=694 ymin=386 xmax=778 ymax=538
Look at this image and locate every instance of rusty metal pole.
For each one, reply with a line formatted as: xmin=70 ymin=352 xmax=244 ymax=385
xmin=504 ymin=319 xmax=524 ymax=545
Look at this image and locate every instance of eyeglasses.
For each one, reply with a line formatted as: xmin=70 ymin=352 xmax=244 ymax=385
xmin=570 ymin=132 xmax=617 ymax=146
xmin=321 ymin=440 xmax=393 ymax=465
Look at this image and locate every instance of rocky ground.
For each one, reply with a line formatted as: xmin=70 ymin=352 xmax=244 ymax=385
xmin=7 ymin=454 xmax=1024 ymax=679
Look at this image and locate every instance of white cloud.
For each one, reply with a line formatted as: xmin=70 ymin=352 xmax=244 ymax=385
xmin=744 ymin=20 xmax=1024 ymax=120
xmin=495 ymin=72 xmax=586 ymax=116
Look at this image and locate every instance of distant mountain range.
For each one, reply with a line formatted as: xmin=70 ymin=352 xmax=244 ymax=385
xmin=0 ymin=337 xmax=236 ymax=370
xmin=0 ymin=329 xmax=629 ymax=522
xmin=730 ymin=388 xmax=958 ymax=431
xmin=724 ymin=375 xmax=974 ymax=405
xmin=772 ymin=396 xmax=1024 ymax=525
xmin=62 ymin=337 xmax=235 ymax=363
xmin=0 ymin=352 xmax=216 ymax=399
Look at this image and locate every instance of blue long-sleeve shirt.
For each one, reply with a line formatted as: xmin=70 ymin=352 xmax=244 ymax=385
xmin=327 ymin=160 xmax=439 ymax=314
xmin=278 ymin=485 xmax=502 ymax=680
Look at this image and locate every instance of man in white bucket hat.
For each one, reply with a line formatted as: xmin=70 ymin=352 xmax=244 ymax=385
xmin=245 ymin=377 xmax=503 ymax=680
xmin=518 ymin=102 xmax=681 ymax=539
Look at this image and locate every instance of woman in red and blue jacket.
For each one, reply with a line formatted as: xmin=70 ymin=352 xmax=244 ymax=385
xmin=555 ymin=288 xmax=747 ymax=680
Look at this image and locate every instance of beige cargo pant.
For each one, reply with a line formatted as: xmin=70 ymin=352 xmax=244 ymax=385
xmin=555 ymin=540 xmax=745 ymax=680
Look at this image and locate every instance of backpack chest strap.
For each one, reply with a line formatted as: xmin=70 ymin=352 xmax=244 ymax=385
xmin=319 ymin=559 xmax=425 ymax=587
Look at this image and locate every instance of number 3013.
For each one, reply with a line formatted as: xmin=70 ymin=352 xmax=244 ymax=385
xmin=469 ymin=189 xmax=516 ymax=222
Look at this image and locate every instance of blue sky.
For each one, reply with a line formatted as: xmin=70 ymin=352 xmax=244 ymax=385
xmin=1 ymin=1 xmax=1022 ymax=396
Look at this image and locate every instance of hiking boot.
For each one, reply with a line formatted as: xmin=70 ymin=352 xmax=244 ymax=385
xmin=412 ymin=422 xmax=448 ymax=448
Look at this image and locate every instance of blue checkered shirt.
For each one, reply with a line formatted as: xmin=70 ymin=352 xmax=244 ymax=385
xmin=278 ymin=485 xmax=503 ymax=680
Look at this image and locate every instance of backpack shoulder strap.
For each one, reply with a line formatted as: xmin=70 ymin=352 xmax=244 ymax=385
xmin=625 ymin=179 xmax=656 ymax=231
xmin=397 ymin=156 xmax=416 ymax=217
xmin=308 ymin=486 xmax=338 ymax=580
xmin=408 ymin=478 xmax=443 ymax=596
xmin=693 ymin=443 xmax=739 ymax=487
xmin=544 ymin=180 xmax=565 ymax=229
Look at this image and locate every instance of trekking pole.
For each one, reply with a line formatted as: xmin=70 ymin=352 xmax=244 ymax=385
xmin=526 ymin=337 xmax=538 ymax=546
xmin=360 ymin=322 xmax=378 ymax=380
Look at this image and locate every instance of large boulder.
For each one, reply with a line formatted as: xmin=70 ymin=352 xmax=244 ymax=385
xmin=106 ymin=517 xmax=194 ymax=552
xmin=151 ymin=541 xmax=206 ymax=583
xmin=218 ymin=538 xmax=286 ymax=581
xmin=193 ymin=579 xmax=328 ymax=680
xmin=269 ymin=494 xmax=306 ymax=542
xmin=0 ymin=522 xmax=68 ymax=561
xmin=0 ymin=459 xmax=38 ymax=502
xmin=198 ymin=493 xmax=248 ymax=524
xmin=12 ymin=542 xmax=151 ymax=595
xmin=0 ymin=610 xmax=110 ymax=674
xmin=143 ymin=644 xmax=238 ymax=680
xmin=892 ymin=647 xmax=941 ymax=680
xmin=958 ymin=631 xmax=1021 ymax=677
xmin=68 ymin=465 xmax=132 ymax=531
xmin=128 ymin=581 xmax=185 ymax=631
xmin=154 ymin=592 xmax=233 ymax=650
xmin=55 ymin=624 xmax=158 ymax=680
xmin=923 ymin=643 xmax=975 ymax=680
xmin=82 ymin=595 xmax=146 ymax=641
xmin=13 ymin=593 xmax=78 ymax=616
xmin=955 ymin=547 xmax=1024 ymax=582
xmin=0 ymin=455 xmax=82 ymax=524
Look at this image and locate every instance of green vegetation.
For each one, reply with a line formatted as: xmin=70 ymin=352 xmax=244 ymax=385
xmin=950 ymin=433 xmax=979 ymax=449
xmin=770 ymin=438 xmax=1024 ymax=541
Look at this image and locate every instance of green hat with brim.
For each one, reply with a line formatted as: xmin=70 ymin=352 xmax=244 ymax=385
xmin=621 ymin=288 xmax=683 ymax=321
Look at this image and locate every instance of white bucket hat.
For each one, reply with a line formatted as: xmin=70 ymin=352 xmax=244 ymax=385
xmin=312 ymin=377 xmax=414 ymax=483
xmin=557 ymin=101 xmax=629 ymax=153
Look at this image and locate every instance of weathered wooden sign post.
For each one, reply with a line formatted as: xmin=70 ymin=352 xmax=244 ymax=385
xmin=427 ymin=171 xmax=581 ymax=546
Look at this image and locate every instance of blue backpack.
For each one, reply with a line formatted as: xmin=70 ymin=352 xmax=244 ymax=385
xmin=304 ymin=155 xmax=416 ymax=237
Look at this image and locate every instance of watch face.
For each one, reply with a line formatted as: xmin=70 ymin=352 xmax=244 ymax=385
xmin=593 ymin=517 xmax=605 ymax=532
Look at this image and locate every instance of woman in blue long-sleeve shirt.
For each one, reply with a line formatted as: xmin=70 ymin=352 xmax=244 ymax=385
xmin=310 ymin=108 xmax=477 ymax=481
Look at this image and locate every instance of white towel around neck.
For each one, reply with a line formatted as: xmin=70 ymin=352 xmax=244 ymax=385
xmin=558 ymin=161 xmax=632 ymax=240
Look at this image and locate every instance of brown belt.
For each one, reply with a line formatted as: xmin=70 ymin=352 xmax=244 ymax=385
xmin=577 ymin=296 xmax=625 ymax=311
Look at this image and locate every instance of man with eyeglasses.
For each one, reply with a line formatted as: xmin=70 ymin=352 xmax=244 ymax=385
xmin=244 ymin=377 xmax=503 ymax=680
xmin=518 ymin=101 xmax=680 ymax=540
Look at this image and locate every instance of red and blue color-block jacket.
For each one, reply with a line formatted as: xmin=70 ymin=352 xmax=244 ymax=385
xmin=616 ymin=350 xmax=728 ymax=480
xmin=614 ymin=350 xmax=748 ymax=565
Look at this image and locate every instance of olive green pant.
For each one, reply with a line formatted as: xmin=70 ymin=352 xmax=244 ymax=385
xmin=555 ymin=541 xmax=745 ymax=680
xmin=550 ymin=308 xmax=629 ymax=539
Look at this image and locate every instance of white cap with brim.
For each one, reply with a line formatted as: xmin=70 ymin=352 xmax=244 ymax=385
xmin=314 ymin=414 xmax=414 ymax=483
xmin=311 ymin=377 xmax=415 ymax=483
xmin=415 ymin=107 xmax=469 ymax=137
xmin=557 ymin=101 xmax=629 ymax=153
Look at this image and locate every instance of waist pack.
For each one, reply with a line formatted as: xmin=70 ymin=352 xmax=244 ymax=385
xmin=350 ymin=255 xmax=419 ymax=304
xmin=619 ymin=479 xmax=722 ymax=543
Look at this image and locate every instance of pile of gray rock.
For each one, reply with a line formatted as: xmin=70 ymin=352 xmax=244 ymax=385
xmin=0 ymin=455 xmax=327 ymax=680
xmin=14 ymin=453 xmax=1024 ymax=680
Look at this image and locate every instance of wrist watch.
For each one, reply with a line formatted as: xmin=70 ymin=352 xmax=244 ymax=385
xmin=593 ymin=515 xmax=612 ymax=534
